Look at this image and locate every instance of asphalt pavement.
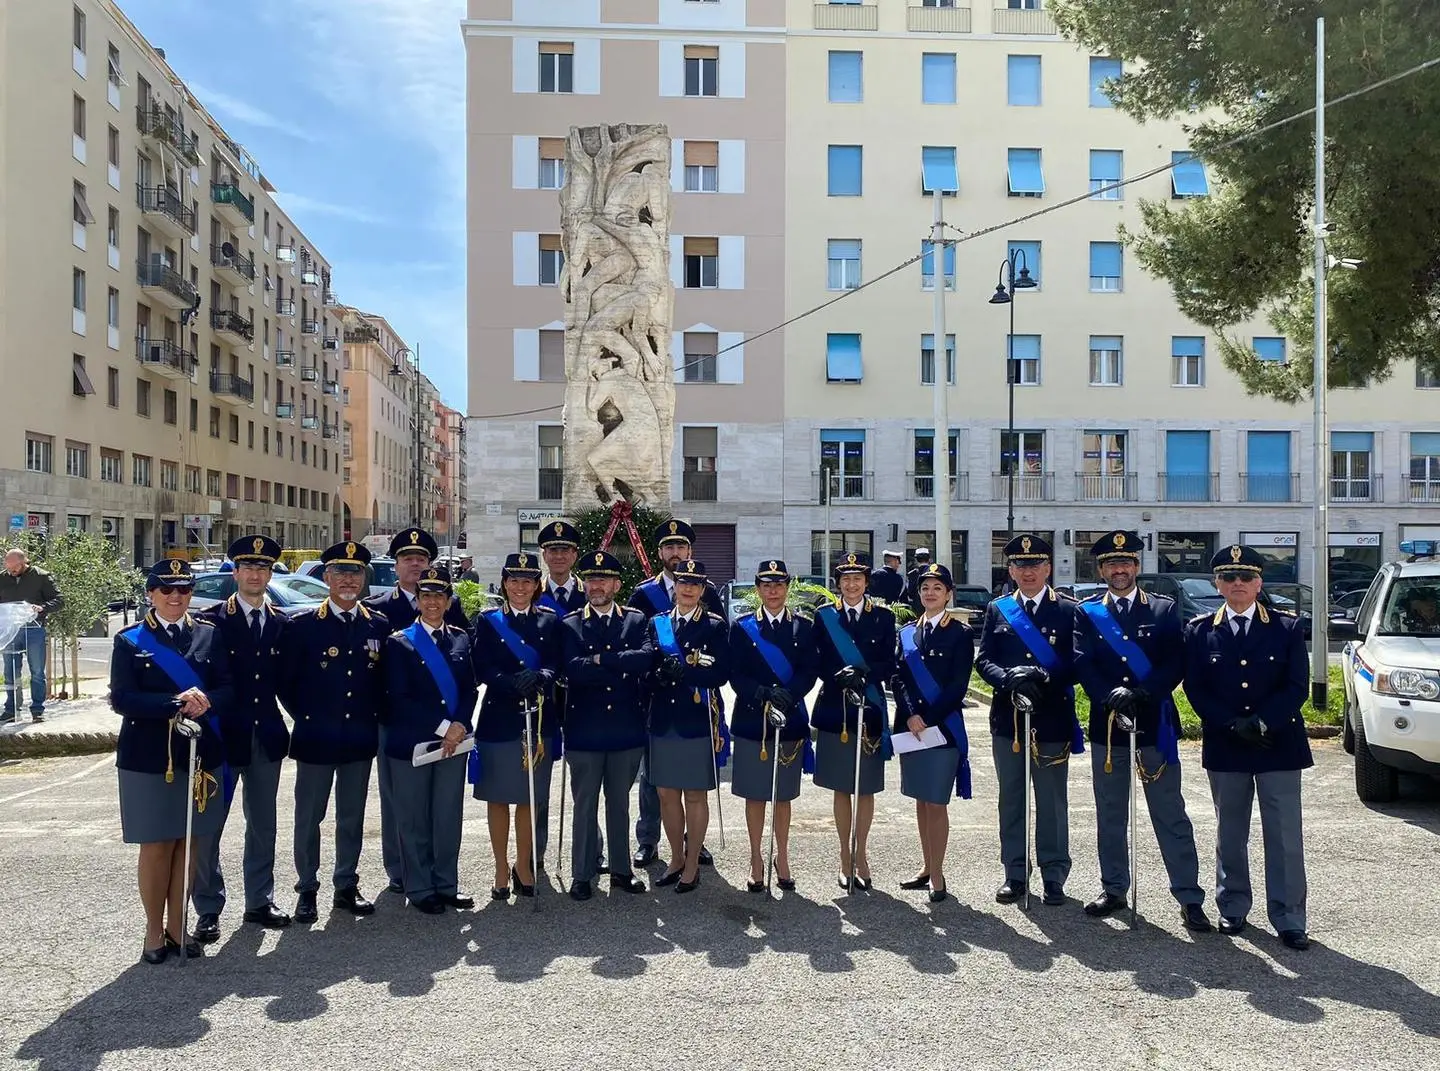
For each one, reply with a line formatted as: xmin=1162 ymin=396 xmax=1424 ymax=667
xmin=2 ymin=742 xmax=1437 ymax=1070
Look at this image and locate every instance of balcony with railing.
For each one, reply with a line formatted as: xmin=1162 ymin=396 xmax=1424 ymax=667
xmin=276 ymin=298 xmax=296 ymax=316
xmin=136 ymin=184 xmax=196 ymax=238
xmin=814 ymin=470 xmax=874 ymax=501
xmin=211 ymin=244 xmax=255 ymax=286
xmin=324 ymin=290 xmax=338 ymax=307
xmin=905 ymin=471 xmax=971 ymax=501
xmin=322 ymin=379 xmax=340 ymax=396
xmin=991 ymin=471 xmax=1055 ymax=502
xmin=300 ymin=414 xmax=319 ymax=431
xmin=210 ymin=182 xmax=255 ymax=226
xmin=135 ymin=337 xmax=195 ymax=379
xmin=322 ymin=334 xmax=340 ymax=351
xmin=1076 ymin=472 xmax=1139 ymax=502
xmin=991 ymin=1 xmax=1057 ymax=35
xmin=275 ymin=349 xmax=295 ymax=367
xmin=1408 ymin=477 xmax=1440 ymax=504
xmin=1158 ymin=472 xmax=1219 ymax=502
xmin=1331 ymin=473 xmax=1382 ymax=503
xmin=682 ymin=470 xmax=718 ymax=502
xmin=275 ymin=402 xmax=295 ymax=420
xmin=136 ymin=258 xmax=198 ymax=311
xmin=814 ymin=2 xmax=878 ymax=30
xmin=210 ymin=308 xmax=255 ymax=346
xmin=1241 ymin=472 xmax=1300 ymax=503
xmin=344 ymin=323 xmax=380 ymax=344
xmin=300 ymin=268 xmax=321 ymax=290
xmin=301 ymin=318 xmax=320 ymax=335
xmin=908 ymin=3 xmax=972 ymax=32
xmin=322 ymin=422 xmax=339 ymax=439
xmin=210 ymin=371 xmax=254 ymax=406
xmin=539 ymin=468 xmax=563 ymax=500
xmin=299 ymin=365 xmax=319 ymax=382
xmin=136 ymin=103 xmax=200 ymax=164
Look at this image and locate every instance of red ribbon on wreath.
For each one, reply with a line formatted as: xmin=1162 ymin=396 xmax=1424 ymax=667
xmin=597 ymin=500 xmax=654 ymax=578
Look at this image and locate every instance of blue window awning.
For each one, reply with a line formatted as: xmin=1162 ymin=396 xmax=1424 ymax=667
xmin=828 ymin=51 xmax=862 ymax=103
xmin=1253 ymin=337 xmax=1286 ymax=362
xmin=922 ymin=53 xmax=956 ymax=105
xmin=921 ymin=146 xmax=958 ymax=194
xmin=1007 ymin=148 xmax=1044 ymax=195
xmin=825 ymin=334 xmax=863 ymax=382
xmin=820 ymin=428 xmax=865 ymax=443
xmin=1411 ymin=432 xmax=1440 ymax=455
xmin=1172 ymin=336 xmax=1205 ymax=357
xmin=1171 ymin=151 xmax=1209 ymax=196
xmin=1332 ymin=431 xmax=1373 ymax=453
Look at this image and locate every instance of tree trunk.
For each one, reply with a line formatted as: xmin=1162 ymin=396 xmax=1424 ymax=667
xmin=71 ymin=639 xmax=80 ymax=699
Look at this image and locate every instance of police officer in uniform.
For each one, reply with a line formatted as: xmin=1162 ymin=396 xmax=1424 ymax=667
xmin=279 ymin=541 xmax=391 ymax=924
xmin=537 ymin=520 xmax=587 ymax=615
xmin=191 ymin=536 xmax=292 ymax=942
xmin=1074 ymin=530 xmax=1210 ymax=931
xmin=559 ymin=551 xmax=653 ymax=901
xmin=868 ymin=549 xmax=906 ymax=605
xmin=976 ymin=535 xmax=1079 ymax=907
xmin=627 ymin=519 xmax=725 ymax=869
xmin=366 ymin=527 xmax=468 ymax=894
xmin=905 ymin=548 xmax=933 ymax=613
xmin=1183 ymin=544 xmax=1312 ymax=949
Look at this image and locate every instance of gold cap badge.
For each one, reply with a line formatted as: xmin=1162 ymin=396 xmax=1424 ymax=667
xmin=1114 ymin=533 xmax=1126 ymax=549
xmin=170 ymin=559 xmax=183 ymax=575
xmin=846 ymin=553 xmax=857 ymax=565
xmin=669 ymin=521 xmax=679 ymax=535
xmin=595 ymin=553 xmax=604 ymax=565
xmin=553 ymin=522 xmax=562 ymax=535
xmin=253 ymin=537 xmax=265 ymax=555
xmin=410 ymin=530 xmax=419 ymax=543
xmin=346 ymin=542 xmax=357 ymax=558
xmin=1021 ymin=536 xmax=1032 ymax=553
xmin=1231 ymin=544 xmax=1242 ymax=563
xmin=769 ymin=560 xmax=778 ymax=571
xmin=518 ymin=553 xmax=529 ymax=567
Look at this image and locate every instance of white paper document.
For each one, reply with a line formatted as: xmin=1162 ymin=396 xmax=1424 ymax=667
xmin=412 ymin=735 xmax=476 ymax=767
xmin=890 ymin=726 xmax=947 ymax=754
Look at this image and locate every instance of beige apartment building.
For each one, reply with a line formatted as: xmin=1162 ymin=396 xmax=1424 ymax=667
xmin=339 ymin=308 xmax=418 ymax=541
xmin=1 ymin=0 xmax=343 ymax=564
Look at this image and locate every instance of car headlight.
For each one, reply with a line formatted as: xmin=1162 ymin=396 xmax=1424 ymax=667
xmin=1373 ymin=666 xmax=1440 ymax=701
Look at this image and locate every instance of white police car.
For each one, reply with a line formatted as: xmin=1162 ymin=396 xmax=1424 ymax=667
xmin=1337 ymin=540 xmax=1440 ymax=801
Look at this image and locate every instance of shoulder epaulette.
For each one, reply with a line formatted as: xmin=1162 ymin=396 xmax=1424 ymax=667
xmin=1190 ymin=611 xmax=1212 ymax=626
xmin=703 ymin=611 xmax=725 ymax=624
xmin=534 ymin=605 xmax=557 ymax=616
xmin=1056 ymin=591 xmax=1078 ymax=603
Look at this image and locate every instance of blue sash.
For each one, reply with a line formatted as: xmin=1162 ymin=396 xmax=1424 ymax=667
xmin=481 ymin=609 xmax=541 ymax=670
xmin=638 ymin=577 xmax=672 ymax=614
xmin=655 ymin=615 xmax=730 ymax=766
xmin=538 ymin=587 xmax=571 ymax=616
xmin=994 ymin=595 xmax=1085 ymax=755
xmin=403 ymin=622 xmax=459 ymax=715
xmin=1078 ymin=600 xmax=1178 ymax=764
xmin=815 ymin=605 xmax=893 ymax=760
xmin=898 ymin=623 xmax=971 ymax=799
xmin=736 ymin=615 xmax=795 ymax=686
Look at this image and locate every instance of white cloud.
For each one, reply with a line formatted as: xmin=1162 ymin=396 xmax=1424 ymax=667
xmin=273 ymin=192 xmax=390 ymax=226
xmin=190 ymin=82 xmax=307 ymax=139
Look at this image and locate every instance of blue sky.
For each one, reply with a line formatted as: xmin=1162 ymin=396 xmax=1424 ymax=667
xmin=121 ymin=0 xmax=468 ymax=407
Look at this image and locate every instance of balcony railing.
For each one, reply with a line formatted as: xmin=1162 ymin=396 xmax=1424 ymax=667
xmin=135 ymin=336 xmax=195 ymax=377
xmin=322 ymin=335 xmax=340 ymax=350
xmin=814 ymin=3 xmax=878 ymax=30
xmin=345 ymin=324 xmax=380 ymax=344
xmin=276 ymin=350 xmax=295 ymax=367
xmin=322 ymin=379 xmax=340 ymax=396
xmin=1331 ymin=473 xmax=1382 ymax=503
xmin=275 ymin=402 xmax=295 ymax=420
xmin=301 ymin=414 xmax=320 ymax=431
xmin=682 ymin=470 xmax=718 ymax=501
xmin=1076 ymin=472 xmax=1139 ymax=502
xmin=210 ymin=243 xmax=255 ymax=283
xmin=276 ymin=298 xmax=296 ymax=316
xmin=300 ymin=268 xmax=321 ymax=289
xmin=908 ymin=4 xmax=972 ymax=33
xmin=299 ymin=365 xmax=319 ymax=382
xmin=301 ymin=318 xmax=320 ymax=335
xmin=1158 ymin=472 xmax=1219 ymax=502
xmin=1241 ymin=472 xmax=1300 ymax=503
xmin=906 ymin=471 xmax=971 ymax=501
xmin=991 ymin=471 xmax=1056 ymax=502
xmin=210 ymin=308 xmax=255 ymax=344
xmin=1408 ymin=480 xmax=1440 ymax=504
xmin=136 ymin=103 xmax=200 ymax=163
xmin=324 ymin=290 xmax=339 ymax=307
xmin=136 ymin=258 xmax=198 ymax=308
xmin=210 ymin=371 xmax=254 ymax=403
xmin=210 ymin=182 xmax=255 ymax=225
xmin=814 ymin=470 xmax=874 ymax=501
xmin=992 ymin=1 xmax=1057 ymax=35
xmin=322 ymin=423 xmax=339 ymax=439
xmin=136 ymin=184 xmax=197 ymax=235
xmin=539 ymin=468 xmax=563 ymax=500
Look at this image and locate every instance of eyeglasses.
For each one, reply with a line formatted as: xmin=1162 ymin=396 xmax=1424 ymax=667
xmin=1216 ymin=571 xmax=1256 ymax=584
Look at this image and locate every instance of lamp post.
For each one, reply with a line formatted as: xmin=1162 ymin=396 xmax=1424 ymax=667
xmin=387 ymin=344 xmax=423 ymax=527
xmin=988 ymin=250 xmax=1038 ymax=541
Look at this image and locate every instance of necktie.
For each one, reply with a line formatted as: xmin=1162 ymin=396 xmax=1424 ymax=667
xmin=250 ymin=608 xmax=263 ymax=645
xmin=1233 ymin=614 xmax=1247 ymax=639
xmin=921 ymin=622 xmax=932 ymax=644
xmin=848 ymin=608 xmax=859 ymax=625
xmin=1115 ymin=598 xmax=1129 ymax=622
xmin=167 ymin=624 xmax=181 ymax=646
xmin=433 ymin=629 xmax=450 ymax=653
xmin=1024 ymin=599 xmax=1037 ymax=619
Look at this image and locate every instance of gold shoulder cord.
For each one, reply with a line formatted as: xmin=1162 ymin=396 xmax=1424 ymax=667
xmin=1103 ymin=711 xmax=1165 ymax=783
xmin=521 ymin=696 xmax=547 ymax=770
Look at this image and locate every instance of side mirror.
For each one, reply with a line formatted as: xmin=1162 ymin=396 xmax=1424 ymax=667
xmin=1329 ymin=618 xmax=1359 ymax=640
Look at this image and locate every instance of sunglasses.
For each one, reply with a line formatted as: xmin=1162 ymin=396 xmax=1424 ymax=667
xmin=1215 ymin=571 xmax=1256 ymax=584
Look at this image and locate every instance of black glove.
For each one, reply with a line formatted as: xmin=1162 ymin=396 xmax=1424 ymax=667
xmin=834 ymin=665 xmax=867 ymax=690
xmin=1231 ymin=716 xmax=1273 ymax=748
xmin=766 ymin=686 xmax=795 ymax=714
xmin=1012 ymin=679 xmax=1044 ymax=707
xmin=656 ymin=656 xmax=685 ymax=684
xmin=513 ymin=669 xmax=541 ymax=697
xmin=1003 ymin=665 xmax=1049 ymax=692
xmin=1106 ymin=686 xmax=1136 ymax=714
xmin=1130 ymin=687 xmax=1153 ymax=710
xmin=766 ymin=705 xmax=788 ymax=730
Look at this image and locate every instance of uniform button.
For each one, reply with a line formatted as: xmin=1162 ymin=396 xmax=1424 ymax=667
xmin=254 ymin=697 xmax=259 ymax=704
xmin=1025 ymin=653 xmax=1033 ymax=660
xmin=344 ymin=714 xmax=350 ymax=719
xmin=255 ymin=673 xmax=261 ymax=680
xmin=1120 ymin=656 xmax=1128 ymax=663
xmin=1122 ymin=676 xmax=1131 ymax=682
xmin=347 ymin=670 xmax=353 ymax=677
xmin=304 ymin=715 xmax=310 ymax=720
xmin=1122 ymin=635 xmax=1130 ymax=642
xmin=347 ymin=692 xmax=352 ymax=698
xmin=1240 ymin=659 xmax=1248 ymax=666
xmin=607 ymin=705 xmax=613 ymax=710
xmin=1241 ymin=682 xmax=1249 ymax=689
xmin=605 ymin=645 xmax=612 ymax=651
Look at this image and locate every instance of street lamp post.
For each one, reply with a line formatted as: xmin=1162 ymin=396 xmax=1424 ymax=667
xmin=988 ymin=251 xmax=1037 ymax=541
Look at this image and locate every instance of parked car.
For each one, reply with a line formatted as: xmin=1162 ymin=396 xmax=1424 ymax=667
xmin=949 ymin=585 xmax=993 ymax=626
xmin=1136 ymin=572 xmax=1312 ymax=638
xmin=1334 ymin=542 xmax=1440 ymax=801
xmin=297 ymin=555 xmax=397 ymax=599
xmin=1330 ymin=588 xmax=1368 ymax=621
xmin=1056 ymin=582 xmax=1108 ymax=603
xmin=186 ymin=572 xmax=328 ymax=615
xmin=725 ymin=582 xmax=756 ymax=621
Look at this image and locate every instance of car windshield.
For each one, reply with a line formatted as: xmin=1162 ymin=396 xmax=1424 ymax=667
xmin=369 ymin=561 xmax=397 ymax=587
xmin=1378 ymin=577 xmax=1440 ymax=636
xmin=1179 ymin=578 xmax=1223 ymax=599
xmin=275 ymin=575 xmax=330 ymax=601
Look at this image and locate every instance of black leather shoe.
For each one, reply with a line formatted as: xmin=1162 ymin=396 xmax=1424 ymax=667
xmin=192 ymin=912 xmax=221 ymax=944
xmin=1084 ymin=892 xmax=1128 ymax=918
xmin=386 ymin=878 xmax=404 ymax=894
xmin=165 ymin=934 xmax=203 ymax=959
xmin=141 ymin=944 xmax=170 ymax=965
xmin=632 ymin=844 xmax=658 ymax=867
xmin=698 ymin=846 xmax=714 ymax=866
xmin=777 ymin=877 xmax=796 ymax=892
xmin=1042 ymin=882 xmax=1066 ymax=907
xmin=676 ymin=872 xmax=700 ymax=894
xmin=411 ymin=895 xmax=446 ymax=915
xmin=928 ymin=884 xmax=948 ymax=904
xmin=242 ymin=902 xmax=292 ymax=929
xmin=1280 ymin=929 xmax=1311 ymax=950
xmin=899 ymin=873 xmax=931 ymax=891
xmin=1218 ymin=916 xmax=1247 ymax=936
xmin=1181 ymin=904 xmax=1214 ymax=932
xmin=595 ymin=856 xmax=609 ymax=875
xmin=655 ymin=868 xmax=683 ymax=888
xmin=333 ymin=886 xmax=375 ymax=916
xmin=746 ymin=879 xmax=766 ymax=893
xmin=511 ymin=867 xmax=535 ymax=898
xmin=0 ymin=711 xmax=15 ymax=725
xmin=569 ymin=881 xmax=592 ymax=902
xmin=293 ymin=891 xmax=318 ymax=924
xmin=995 ymin=878 xmax=1026 ymax=904
xmin=611 ymin=873 xmax=647 ymax=894
xmin=441 ymin=892 xmax=475 ymax=910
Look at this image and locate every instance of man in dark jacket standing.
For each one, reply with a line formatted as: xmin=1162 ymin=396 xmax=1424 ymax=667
xmin=2 ymin=547 xmax=64 ymax=722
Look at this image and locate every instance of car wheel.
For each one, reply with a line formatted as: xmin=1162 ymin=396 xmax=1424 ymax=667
xmin=1352 ymin=709 xmax=1399 ymax=804
xmin=1341 ymin=695 xmax=1356 ymax=755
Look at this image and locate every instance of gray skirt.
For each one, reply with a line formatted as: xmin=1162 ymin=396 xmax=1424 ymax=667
xmin=471 ymin=738 xmax=554 ymax=807
xmin=118 ymin=766 xmax=225 ymax=844
xmin=649 ymin=732 xmax=716 ymax=792
xmin=730 ymin=736 xmax=803 ymax=803
xmin=813 ymin=730 xmax=885 ymax=796
xmin=899 ymin=747 xmax=959 ymax=805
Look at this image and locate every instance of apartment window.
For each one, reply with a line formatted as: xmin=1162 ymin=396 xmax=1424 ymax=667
xmin=1253 ymin=337 xmax=1287 ymax=362
xmin=683 ymin=140 xmax=719 ymax=193
xmin=185 ymin=465 xmax=201 ymax=493
xmin=133 ymin=378 xmax=151 ymax=418
xmin=1000 ymin=430 xmax=1045 ymax=478
xmin=73 ymin=354 xmax=95 ymax=397
xmin=538 ymin=329 xmax=565 ymax=381
xmin=538 ymin=234 xmax=563 ymax=285
xmin=682 ymin=427 xmax=719 ymax=502
xmin=73 ymin=181 xmax=94 ymax=234
xmin=25 ymin=434 xmax=53 ymax=474
xmin=825 ymin=333 xmax=863 ymax=383
xmin=1090 ymin=57 xmax=1122 ymax=107
xmin=538 ymin=43 xmax=573 ymax=93
xmin=827 ymin=239 xmax=861 ymax=290
xmin=1331 ymin=432 xmax=1374 ymax=501
xmin=107 ymin=206 xmax=119 ymax=248
xmin=1171 ymin=151 xmax=1210 ymax=197
xmin=819 ymin=430 xmax=868 ymax=499
xmin=1010 ymin=334 xmax=1041 ymax=385
xmin=1007 ymin=148 xmax=1044 ymax=196
xmin=920 ymin=333 xmax=956 ymax=386
xmin=106 ymin=366 xmax=119 ymax=406
xmin=160 ymin=460 xmax=179 ymax=492
xmin=108 ymin=44 xmax=121 ymax=86
xmin=73 ymin=93 xmax=86 ymax=140
xmin=132 ymin=454 xmax=152 ymax=487
xmin=65 ymin=441 xmax=89 ymax=479
xmin=922 ymin=53 xmax=956 ymax=105
xmin=1246 ymin=431 xmax=1293 ymax=502
xmin=920 ymin=240 xmax=955 ymax=291
xmin=683 ymin=237 xmax=718 ymax=289
xmin=537 ymin=426 xmax=563 ymax=500
xmin=1172 ymin=336 xmax=1205 ymax=386
xmin=247 ymin=419 xmax=255 ymax=449
xmin=828 ymin=145 xmax=862 ymax=196
xmin=1089 ymin=336 xmax=1124 ymax=385
xmin=921 ymin=146 xmax=959 ymax=195
xmin=209 ymin=406 xmax=221 ymax=438
xmin=912 ymin=431 xmax=959 ymax=496
xmin=74 ymin=6 xmax=86 ymax=51
xmin=206 ymin=469 xmax=221 ymax=496
xmin=684 ymin=46 xmax=718 ymax=97
xmin=828 ymin=51 xmax=862 ymax=104
xmin=73 ymin=268 xmax=86 ymax=312
xmin=1418 ymin=363 xmax=1440 ymax=389
xmin=811 ymin=531 xmax=874 ymax=578
xmin=538 ymin=137 xmax=566 ymax=189
xmin=1409 ymin=433 xmax=1440 ymax=502
xmin=1090 ymin=149 xmax=1123 ymax=199
xmin=1080 ymin=432 xmax=1130 ymax=499
xmin=100 ymin=449 xmax=123 ymax=483
xmin=107 ymin=125 xmax=119 ymax=169
xmin=1089 ymin=242 xmax=1123 ymax=291
xmin=107 ymin=287 xmax=119 ymax=329
xmin=1007 ymin=240 xmax=1041 ymax=287
xmin=189 ymin=397 xmax=198 ymax=431
xmin=682 ymin=331 xmax=718 ymax=383
xmin=1007 ymin=55 xmax=1041 ymax=106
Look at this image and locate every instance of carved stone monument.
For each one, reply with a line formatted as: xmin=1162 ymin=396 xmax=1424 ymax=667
xmin=559 ymin=124 xmax=675 ymax=510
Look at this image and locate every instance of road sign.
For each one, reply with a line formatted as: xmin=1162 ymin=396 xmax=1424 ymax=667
xmin=8 ymin=514 xmax=22 ymax=531
xmin=183 ymin=514 xmax=212 ymax=529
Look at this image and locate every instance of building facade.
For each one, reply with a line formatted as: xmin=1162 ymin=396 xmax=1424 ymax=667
xmin=2 ymin=0 xmax=343 ymax=563
xmin=464 ymin=0 xmax=1440 ymax=590
xmin=338 ymin=308 xmax=418 ymax=542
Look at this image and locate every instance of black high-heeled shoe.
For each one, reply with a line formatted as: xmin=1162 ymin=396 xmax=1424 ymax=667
xmin=746 ymin=879 xmax=766 ymax=893
xmin=777 ymin=877 xmax=796 ymax=892
xmin=165 ymin=933 xmax=203 ymax=959
xmin=141 ymin=944 xmax=169 ymax=965
xmin=655 ymin=867 xmax=683 ymax=888
xmin=511 ymin=866 xmax=535 ymax=898
xmin=676 ymin=872 xmax=700 ymax=894
xmin=899 ymin=872 xmax=931 ymax=890
xmin=490 ymin=885 xmax=510 ymax=901
xmin=928 ymin=884 xmax=948 ymax=904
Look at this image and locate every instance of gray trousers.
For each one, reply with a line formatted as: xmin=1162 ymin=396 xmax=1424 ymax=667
xmin=1091 ymin=744 xmax=1204 ymax=905
xmin=1208 ymin=769 xmax=1307 ymax=932
xmin=387 ymin=754 xmax=465 ymax=901
xmin=568 ymin=747 xmax=643 ymax=885
xmin=193 ymin=732 xmax=283 ymax=915
xmin=294 ymin=758 xmax=372 ymax=894
xmin=992 ymin=735 xmax=1071 ymax=886
xmin=377 ymin=728 xmax=401 ymax=884
xmin=635 ymin=757 xmax=660 ymax=849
